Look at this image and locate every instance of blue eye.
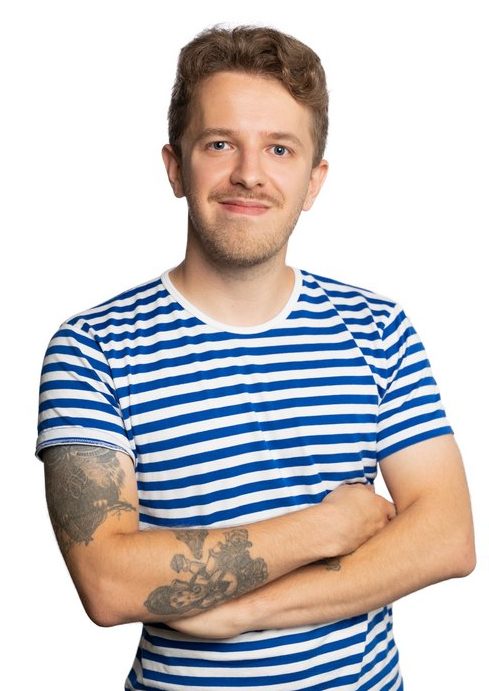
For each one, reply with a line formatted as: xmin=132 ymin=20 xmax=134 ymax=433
xmin=272 ymin=145 xmax=289 ymax=156
xmin=210 ymin=141 xmax=227 ymax=150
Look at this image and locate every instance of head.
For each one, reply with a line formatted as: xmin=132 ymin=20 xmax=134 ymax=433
xmin=163 ymin=26 xmax=329 ymax=270
xmin=168 ymin=25 xmax=328 ymax=169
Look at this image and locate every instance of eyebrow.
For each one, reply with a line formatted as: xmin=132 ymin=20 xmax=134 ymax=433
xmin=195 ymin=128 xmax=305 ymax=148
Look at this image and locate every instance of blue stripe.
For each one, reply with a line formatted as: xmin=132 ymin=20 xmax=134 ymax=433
xmin=44 ymin=344 xmax=112 ymax=376
xmin=119 ymin=373 xmax=376 ymax=407
xmin=139 ymin=492 xmax=326 ymax=527
xmin=113 ymin=350 xmax=371 ymax=381
xmin=67 ymin=283 xmax=172 ymax=323
xmin=139 ymin=473 xmax=324 ymax=510
xmin=38 ymin=415 xmax=126 ymax=437
xmin=381 ymin=357 xmax=428 ymax=398
xmin=90 ymin=314 xmax=206 ymax=345
xmin=142 ymin=652 xmax=363 ymax=687
xmin=377 ymin=409 xmax=448 ymax=442
xmin=133 ymin=411 xmax=376 ymax=442
xmin=87 ymin=301 xmax=187 ymax=330
xmin=96 ymin=277 xmax=163 ymax=305
xmin=138 ymin=454 xmax=367 ymax=491
xmin=332 ymin=300 xmax=375 ymax=315
xmin=378 ymin=427 xmax=453 ymax=461
xmin=379 ymin=378 xmax=438 ymax=412
xmin=297 ymin=292 xmax=330 ymax=305
xmin=357 ymin=639 xmax=400 ymax=690
xmin=378 ymin=392 xmax=442 ymax=423
xmin=138 ymin=438 xmax=376 ymax=475
xmin=137 ymin=429 xmax=377 ymax=459
xmin=143 ymin=616 xmax=367 ymax=653
xmin=39 ymin=397 xmax=117 ymax=416
xmin=39 ymin=378 xmax=120 ymax=408
xmin=103 ymin=324 xmax=354 ymax=360
xmin=131 ymin=671 xmax=363 ymax=691
xmin=41 ymin=360 xmax=110 ymax=382
xmin=143 ymin=628 xmax=367 ymax=668
xmin=127 ymin=392 xmax=378 ymax=425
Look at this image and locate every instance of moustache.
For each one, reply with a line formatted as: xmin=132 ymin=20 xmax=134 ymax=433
xmin=209 ymin=191 xmax=282 ymax=207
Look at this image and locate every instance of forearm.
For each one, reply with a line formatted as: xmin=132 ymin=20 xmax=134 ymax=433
xmin=74 ymin=504 xmax=335 ymax=626
xmin=247 ymin=497 xmax=473 ymax=630
xmin=43 ymin=444 xmax=394 ymax=628
xmin=171 ymin=494 xmax=475 ymax=638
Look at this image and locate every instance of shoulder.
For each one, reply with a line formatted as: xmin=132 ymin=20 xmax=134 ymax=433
xmin=60 ymin=275 xmax=168 ymax=335
xmin=299 ymin=268 xmax=401 ymax=336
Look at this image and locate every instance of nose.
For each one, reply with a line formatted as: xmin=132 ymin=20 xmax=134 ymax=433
xmin=229 ymin=149 xmax=266 ymax=189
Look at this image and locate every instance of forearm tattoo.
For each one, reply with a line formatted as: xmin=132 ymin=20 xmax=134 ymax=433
xmin=318 ymin=557 xmax=342 ymax=571
xmin=145 ymin=528 xmax=268 ymax=616
xmin=43 ymin=444 xmax=136 ymax=555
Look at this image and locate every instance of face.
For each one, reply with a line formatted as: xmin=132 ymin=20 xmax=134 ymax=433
xmin=164 ymin=71 xmax=328 ymax=270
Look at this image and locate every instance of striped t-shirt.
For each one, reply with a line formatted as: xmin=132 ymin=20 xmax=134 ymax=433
xmin=36 ymin=266 xmax=452 ymax=690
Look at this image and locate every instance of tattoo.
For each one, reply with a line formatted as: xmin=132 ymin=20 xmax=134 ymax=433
xmin=145 ymin=528 xmax=268 ymax=616
xmin=174 ymin=529 xmax=208 ymax=559
xmin=43 ymin=444 xmax=136 ymax=555
xmin=317 ymin=557 xmax=342 ymax=571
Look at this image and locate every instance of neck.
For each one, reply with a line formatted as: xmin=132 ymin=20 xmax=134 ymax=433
xmin=169 ymin=246 xmax=296 ymax=328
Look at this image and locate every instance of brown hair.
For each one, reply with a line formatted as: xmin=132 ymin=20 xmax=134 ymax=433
xmin=168 ymin=25 xmax=329 ymax=167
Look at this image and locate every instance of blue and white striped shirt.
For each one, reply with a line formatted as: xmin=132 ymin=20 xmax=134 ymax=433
xmin=36 ymin=267 xmax=452 ymax=690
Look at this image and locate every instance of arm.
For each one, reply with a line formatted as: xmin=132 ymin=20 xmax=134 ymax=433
xmin=43 ymin=443 xmax=394 ymax=627
xmin=170 ymin=434 xmax=476 ymax=638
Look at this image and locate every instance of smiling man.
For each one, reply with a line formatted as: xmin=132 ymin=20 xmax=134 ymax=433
xmin=36 ymin=26 xmax=475 ymax=691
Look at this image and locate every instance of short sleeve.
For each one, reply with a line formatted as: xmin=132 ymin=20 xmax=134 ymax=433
xmin=376 ymin=304 xmax=453 ymax=461
xmin=36 ymin=319 xmax=136 ymax=463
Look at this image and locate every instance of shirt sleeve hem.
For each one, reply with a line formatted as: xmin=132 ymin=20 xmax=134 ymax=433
xmin=377 ymin=425 xmax=454 ymax=462
xmin=35 ymin=426 xmax=136 ymax=465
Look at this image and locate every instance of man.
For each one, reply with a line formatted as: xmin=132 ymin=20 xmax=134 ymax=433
xmin=36 ymin=25 xmax=475 ymax=690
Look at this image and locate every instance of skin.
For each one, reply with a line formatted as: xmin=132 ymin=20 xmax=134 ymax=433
xmin=43 ymin=443 xmax=395 ymax=626
xmin=169 ymin=435 xmax=476 ymax=639
xmin=42 ymin=69 xmax=475 ymax=638
xmin=162 ymin=70 xmax=329 ymax=327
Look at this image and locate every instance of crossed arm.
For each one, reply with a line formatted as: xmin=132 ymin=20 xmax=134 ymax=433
xmin=42 ymin=443 xmax=394 ymax=626
xmin=42 ymin=434 xmax=475 ymax=633
xmin=170 ymin=434 xmax=476 ymax=638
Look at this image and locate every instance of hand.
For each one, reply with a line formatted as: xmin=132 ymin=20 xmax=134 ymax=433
xmin=322 ymin=483 xmax=396 ymax=556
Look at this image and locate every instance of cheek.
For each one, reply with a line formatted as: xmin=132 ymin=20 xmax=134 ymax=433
xmin=190 ymin=153 xmax=232 ymax=186
xmin=273 ymin=168 xmax=311 ymax=203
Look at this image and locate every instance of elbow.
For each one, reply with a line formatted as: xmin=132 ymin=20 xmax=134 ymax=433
xmin=85 ymin=598 xmax=122 ymax=628
xmin=75 ymin=570 xmax=128 ymax=628
xmin=453 ymin=537 xmax=476 ymax=578
xmin=81 ymin=583 xmax=122 ymax=628
xmin=444 ymin=529 xmax=476 ymax=579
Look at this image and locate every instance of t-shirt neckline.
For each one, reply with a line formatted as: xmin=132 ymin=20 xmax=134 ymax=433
xmin=161 ymin=266 xmax=303 ymax=334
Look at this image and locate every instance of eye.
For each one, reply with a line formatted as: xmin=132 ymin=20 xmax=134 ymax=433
xmin=207 ymin=141 xmax=230 ymax=151
xmin=271 ymin=145 xmax=290 ymax=157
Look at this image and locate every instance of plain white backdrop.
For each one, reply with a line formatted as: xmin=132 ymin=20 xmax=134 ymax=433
xmin=1 ymin=1 xmax=487 ymax=688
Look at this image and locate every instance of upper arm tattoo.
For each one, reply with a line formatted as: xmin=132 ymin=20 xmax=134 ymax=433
xmin=43 ymin=444 xmax=136 ymax=555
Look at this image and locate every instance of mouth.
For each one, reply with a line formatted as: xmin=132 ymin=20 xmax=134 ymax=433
xmin=218 ymin=199 xmax=271 ymax=216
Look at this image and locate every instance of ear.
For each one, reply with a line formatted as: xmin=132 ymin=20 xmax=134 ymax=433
xmin=303 ymin=159 xmax=329 ymax=211
xmin=162 ymin=144 xmax=185 ymax=198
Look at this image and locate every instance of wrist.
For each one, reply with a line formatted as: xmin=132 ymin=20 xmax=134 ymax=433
xmin=225 ymin=594 xmax=256 ymax=635
xmin=305 ymin=503 xmax=340 ymax=560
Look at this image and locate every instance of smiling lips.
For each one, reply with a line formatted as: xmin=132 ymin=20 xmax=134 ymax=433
xmin=218 ymin=199 xmax=271 ymax=216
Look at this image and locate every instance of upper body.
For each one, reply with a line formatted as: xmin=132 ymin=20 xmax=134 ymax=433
xmin=37 ymin=25 xmax=475 ymax=691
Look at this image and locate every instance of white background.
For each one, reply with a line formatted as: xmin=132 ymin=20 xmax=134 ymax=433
xmin=1 ymin=1 xmax=487 ymax=688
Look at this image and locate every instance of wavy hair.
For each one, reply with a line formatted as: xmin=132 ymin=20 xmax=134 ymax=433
xmin=168 ymin=25 xmax=329 ymax=167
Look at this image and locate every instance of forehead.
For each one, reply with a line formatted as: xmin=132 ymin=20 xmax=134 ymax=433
xmin=185 ymin=71 xmax=314 ymax=144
